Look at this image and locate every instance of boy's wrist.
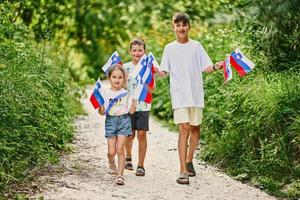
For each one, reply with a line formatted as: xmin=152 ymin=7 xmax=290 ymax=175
xmin=213 ymin=64 xmax=217 ymax=70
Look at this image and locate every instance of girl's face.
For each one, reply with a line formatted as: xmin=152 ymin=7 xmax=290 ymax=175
xmin=130 ymin=44 xmax=145 ymax=65
xmin=109 ymin=69 xmax=124 ymax=90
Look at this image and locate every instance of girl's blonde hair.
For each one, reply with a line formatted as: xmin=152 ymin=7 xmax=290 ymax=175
xmin=107 ymin=64 xmax=127 ymax=88
xmin=108 ymin=64 xmax=126 ymax=78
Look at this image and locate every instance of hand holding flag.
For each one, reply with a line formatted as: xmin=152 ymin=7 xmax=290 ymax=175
xmin=90 ymin=78 xmax=105 ymax=109
xmin=221 ymin=48 xmax=255 ymax=83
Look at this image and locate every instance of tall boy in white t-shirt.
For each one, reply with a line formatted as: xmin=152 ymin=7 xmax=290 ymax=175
xmin=156 ymin=12 xmax=223 ymax=185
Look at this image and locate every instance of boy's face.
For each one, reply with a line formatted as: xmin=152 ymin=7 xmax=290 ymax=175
xmin=130 ymin=44 xmax=145 ymax=64
xmin=173 ymin=21 xmax=190 ymax=41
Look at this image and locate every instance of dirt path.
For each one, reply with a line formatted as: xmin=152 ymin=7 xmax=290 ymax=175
xmin=31 ymin=85 xmax=277 ymax=200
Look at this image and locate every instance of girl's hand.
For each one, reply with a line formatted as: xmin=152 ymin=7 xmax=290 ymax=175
xmin=98 ymin=105 xmax=105 ymax=115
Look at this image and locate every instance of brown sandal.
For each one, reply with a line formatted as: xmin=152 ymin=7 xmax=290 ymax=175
xmin=176 ymin=173 xmax=189 ymax=185
xmin=115 ymin=175 xmax=125 ymax=185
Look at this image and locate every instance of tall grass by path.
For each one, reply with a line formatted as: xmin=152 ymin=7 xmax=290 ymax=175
xmin=0 ymin=39 xmax=81 ymax=198
xmin=201 ymin=72 xmax=300 ymax=199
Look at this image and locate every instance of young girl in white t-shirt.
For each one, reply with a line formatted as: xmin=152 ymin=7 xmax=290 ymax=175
xmin=98 ymin=64 xmax=136 ymax=185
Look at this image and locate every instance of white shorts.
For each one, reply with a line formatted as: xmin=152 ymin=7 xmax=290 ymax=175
xmin=173 ymin=107 xmax=203 ymax=126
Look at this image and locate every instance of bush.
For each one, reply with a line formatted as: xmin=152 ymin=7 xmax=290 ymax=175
xmin=0 ymin=39 xmax=74 ymax=195
xmin=201 ymin=72 xmax=300 ymax=198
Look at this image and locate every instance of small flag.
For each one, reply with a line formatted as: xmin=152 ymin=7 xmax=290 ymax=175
xmin=223 ymin=56 xmax=232 ymax=83
xmin=134 ymin=79 xmax=152 ymax=103
xmin=130 ymin=54 xmax=148 ymax=79
xmin=90 ymin=78 xmax=105 ymax=109
xmin=102 ymin=51 xmax=122 ymax=75
xmin=146 ymin=52 xmax=157 ymax=89
xmin=148 ymin=52 xmax=160 ymax=70
xmin=230 ymin=49 xmax=255 ymax=77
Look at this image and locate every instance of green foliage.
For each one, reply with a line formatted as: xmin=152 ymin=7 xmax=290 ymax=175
xmin=242 ymin=0 xmax=300 ymax=72
xmin=201 ymin=72 xmax=300 ymax=198
xmin=2 ymin=0 xmax=300 ymax=198
xmin=0 ymin=3 xmax=83 ymax=197
xmin=0 ymin=38 xmax=75 ymax=196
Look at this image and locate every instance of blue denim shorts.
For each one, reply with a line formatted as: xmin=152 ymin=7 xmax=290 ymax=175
xmin=105 ymin=114 xmax=132 ymax=138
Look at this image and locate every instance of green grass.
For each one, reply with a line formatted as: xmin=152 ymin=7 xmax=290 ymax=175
xmin=201 ymin=72 xmax=300 ymax=199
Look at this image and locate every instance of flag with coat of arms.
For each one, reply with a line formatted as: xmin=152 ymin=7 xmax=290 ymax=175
xmin=102 ymin=51 xmax=122 ymax=75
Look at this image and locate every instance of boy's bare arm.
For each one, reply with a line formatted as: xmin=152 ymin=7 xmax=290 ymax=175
xmin=129 ymin=98 xmax=137 ymax=114
xmin=203 ymin=61 xmax=224 ymax=74
xmin=98 ymin=106 xmax=105 ymax=115
xmin=154 ymin=68 xmax=168 ymax=77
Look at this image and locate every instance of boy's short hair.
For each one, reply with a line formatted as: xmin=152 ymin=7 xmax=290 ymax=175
xmin=129 ymin=37 xmax=146 ymax=50
xmin=172 ymin=12 xmax=190 ymax=26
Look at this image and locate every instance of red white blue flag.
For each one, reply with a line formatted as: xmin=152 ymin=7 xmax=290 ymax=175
xmin=102 ymin=51 xmax=122 ymax=75
xmin=133 ymin=79 xmax=152 ymax=103
xmin=90 ymin=78 xmax=105 ymax=109
xmin=230 ymin=49 xmax=255 ymax=77
xmin=223 ymin=56 xmax=232 ymax=83
xmin=131 ymin=55 xmax=152 ymax=103
xmin=130 ymin=54 xmax=148 ymax=80
xmin=146 ymin=52 xmax=158 ymax=89
xmin=130 ymin=52 xmax=160 ymax=103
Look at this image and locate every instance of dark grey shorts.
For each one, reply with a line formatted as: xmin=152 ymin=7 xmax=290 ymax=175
xmin=129 ymin=111 xmax=149 ymax=131
xmin=105 ymin=114 xmax=132 ymax=138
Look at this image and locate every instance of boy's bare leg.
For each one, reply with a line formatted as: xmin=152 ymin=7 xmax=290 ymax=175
xmin=125 ymin=131 xmax=135 ymax=158
xmin=178 ymin=123 xmax=190 ymax=173
xmin=137 ymin=130 xmax=147 ymax=167
xmin=186 ymin=125 xmax=200 ymax=163
xmin=116 ymin=136 xmax=128 ymax=176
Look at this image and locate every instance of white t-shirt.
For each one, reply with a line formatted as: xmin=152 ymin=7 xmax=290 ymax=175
xmin=124 ymin=62 xmax=151 ymax=111
xmin=102 ymin=88 xmax=132 ymax=116
xmin=160 ymin=39 xmax=213 ymax=109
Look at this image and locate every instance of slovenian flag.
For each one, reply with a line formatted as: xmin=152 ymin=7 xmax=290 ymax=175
xmin=230 ymin=49 xmax=255 ymax=77
xmin=134 ymin=80 xmax=152 ymax=103
xmin=223 ymin=56 xmax=232 ymax=83
xmin=130 ymin=54 xmax=148 ymax=79
xmin=90 ymin=78 xmax=105 ymax=109
xmin=146 ymin=52 xmax=158 ymax=89
xmin=102 ymin=51 xmax=122 ymax=75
